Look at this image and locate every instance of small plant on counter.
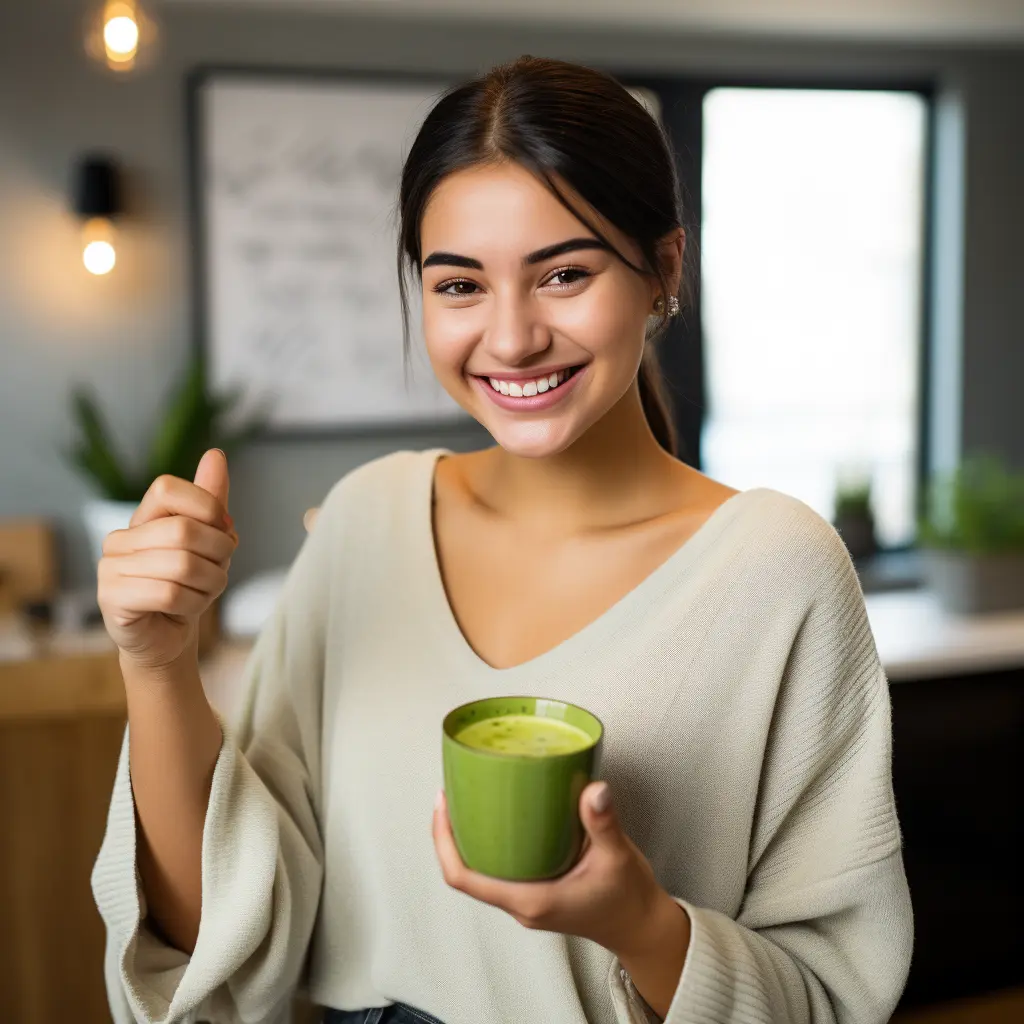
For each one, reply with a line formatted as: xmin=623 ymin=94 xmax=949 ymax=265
xmin=61 ymin=353 xmax=272 ymax=502
xmin=918 ymin=454 xmax=1024 ymax=555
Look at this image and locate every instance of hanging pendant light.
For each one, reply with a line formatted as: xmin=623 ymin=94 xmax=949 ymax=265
xmin=85 ymin=0 xmax=158 ymax=74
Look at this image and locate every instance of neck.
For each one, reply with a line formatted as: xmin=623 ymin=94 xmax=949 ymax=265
xmin=472 ymin=382 xmax=686 ymax=537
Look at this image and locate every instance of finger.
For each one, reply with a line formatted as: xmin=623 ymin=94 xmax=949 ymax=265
xmin=579 ymin=781 xmax=622 ymax=849
xmin=106 ymin=576 xmax=213 ymax=620
xmin=104 ymin=548 xmax=229 ymax=598
xmin=103 ymin=515 xmax=237 ymax=565
xmin=130 ymin=472 xmax=229 ymax=532
xmin=194 ymin=448 xmax=230 ymax=515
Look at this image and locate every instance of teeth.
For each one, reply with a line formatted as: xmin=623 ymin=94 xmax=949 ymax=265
xmin=488 ymin=367 xmax=575 ymax=397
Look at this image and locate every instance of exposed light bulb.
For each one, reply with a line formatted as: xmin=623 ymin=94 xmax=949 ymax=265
xmin=82 ymin=217 xmax=117 ymax=275
xmin=104 ymin=14 xmax=139 ymax=59
xmin=93 ymin=1 xmax=142 ymax=70
xmin=84 ymin=240 xmax=117 ymax=275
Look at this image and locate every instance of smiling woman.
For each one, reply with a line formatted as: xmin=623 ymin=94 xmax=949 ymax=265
xmin=91 ymin=55 xmax=912 ymax=1024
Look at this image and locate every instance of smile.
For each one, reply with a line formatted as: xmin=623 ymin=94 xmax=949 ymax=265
xmin=471 ymin=364 xmax=587 ymax=411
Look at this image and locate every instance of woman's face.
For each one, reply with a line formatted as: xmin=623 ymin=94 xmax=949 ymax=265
xmin=418 ymin=161 xmax=675 ymax=458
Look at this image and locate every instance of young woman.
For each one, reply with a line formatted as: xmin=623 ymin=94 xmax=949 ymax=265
xmin=93 ymin=57 xmax=913 ymax=1024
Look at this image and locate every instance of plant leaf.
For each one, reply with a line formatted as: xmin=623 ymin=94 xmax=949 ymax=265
xmin=63 ymin=388 xmax=139 ymax=500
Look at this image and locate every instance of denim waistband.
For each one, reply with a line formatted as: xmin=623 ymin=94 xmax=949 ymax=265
xmin=322 ymin=1001 xmax=445 ymax=1024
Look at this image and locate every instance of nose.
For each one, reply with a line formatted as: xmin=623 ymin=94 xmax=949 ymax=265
xmin=481 ymin=289 xmax=552 ymax=367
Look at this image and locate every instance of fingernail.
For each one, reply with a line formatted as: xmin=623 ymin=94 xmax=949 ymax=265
xmin=224 ymin=513 xmax=234 ymax=530
xmin=591 ymin=783 xmax=611 ymax=814
xmin=435 ymin=789 xmax=444 ymax=811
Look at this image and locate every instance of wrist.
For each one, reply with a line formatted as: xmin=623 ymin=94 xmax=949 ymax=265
xmin=119 ymin=634 xmax=199 ymax=686
xmin=611 ymin=886 xmax=690 ymax=964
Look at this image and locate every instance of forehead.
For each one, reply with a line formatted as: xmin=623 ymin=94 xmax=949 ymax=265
xmin=419 ymin=161 xmax=626 ymax=259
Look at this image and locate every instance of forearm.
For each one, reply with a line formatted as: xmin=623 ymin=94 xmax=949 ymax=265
xmin=122 ymin=643 xmax=224 ymax=956
xmin=611 ymin=889 xmax=691 ymax=1021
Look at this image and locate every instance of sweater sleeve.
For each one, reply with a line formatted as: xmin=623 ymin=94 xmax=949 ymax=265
xmin=610 ymin=527 xmax=914 ymax=1024
xmin=90 ymin=479 xmax=345 ymax=1024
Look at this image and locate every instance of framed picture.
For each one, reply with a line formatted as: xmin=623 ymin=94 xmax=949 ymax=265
xmin=187 ymin=67 xmax=474 ymax=437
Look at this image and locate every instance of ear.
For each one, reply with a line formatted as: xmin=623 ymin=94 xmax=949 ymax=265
xmin=656 ymin=227 xmax=686 ymax=299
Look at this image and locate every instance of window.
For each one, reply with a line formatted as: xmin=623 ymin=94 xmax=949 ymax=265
xmin=699 ymin=87 xmax=929 ymax=549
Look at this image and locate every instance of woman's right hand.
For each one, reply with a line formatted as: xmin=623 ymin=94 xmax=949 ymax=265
xmin=97 ymin=448 xmax=239 ymax=673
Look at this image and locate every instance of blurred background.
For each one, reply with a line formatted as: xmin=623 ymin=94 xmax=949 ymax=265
xmin=1 ymin=1 xmax=1023 ymax=1022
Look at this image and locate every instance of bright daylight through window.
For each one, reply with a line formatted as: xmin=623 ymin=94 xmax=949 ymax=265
xmin=700 ymin=87 xmax=929 ymax=548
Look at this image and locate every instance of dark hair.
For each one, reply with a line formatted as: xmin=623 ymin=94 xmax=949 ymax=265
xmin=397 ymin=55 xmax=686 ymax=456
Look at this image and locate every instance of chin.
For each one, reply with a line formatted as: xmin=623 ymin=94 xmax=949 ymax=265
xmin=484 ymin=420 xmax=584 ymax=459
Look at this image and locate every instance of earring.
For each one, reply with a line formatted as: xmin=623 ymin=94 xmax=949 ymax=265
xmin=668 ymin=296 xmax=680 ymax=317
xmin=652 ymin=296 xmax=666 ymax=315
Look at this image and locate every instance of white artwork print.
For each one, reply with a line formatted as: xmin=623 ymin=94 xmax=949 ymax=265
xmin=198 ymin=74 xmax=470 ymax=431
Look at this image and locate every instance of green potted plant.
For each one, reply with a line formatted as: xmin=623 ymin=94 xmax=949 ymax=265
xmin=62 ymin=351 xmax=272 ymax=568
xmin=917 ymin=453 xmax=1024 ymax=614
xmin=832 ymin=471 xmax=880 ymax=562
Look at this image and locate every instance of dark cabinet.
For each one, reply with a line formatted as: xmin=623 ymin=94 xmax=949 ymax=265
xmin=890 ymin=666 xmax=1024 ymax=1009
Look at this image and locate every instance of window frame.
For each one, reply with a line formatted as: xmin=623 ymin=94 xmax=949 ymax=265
xmin=617 ymin=70 xmax=937 ymax=554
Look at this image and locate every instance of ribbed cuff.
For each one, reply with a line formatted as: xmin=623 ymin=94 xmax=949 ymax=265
xmin=90 ymin=710 xmax=233 ymax=1024
xmin=663 ymin=897 xmax=776 ymax=1023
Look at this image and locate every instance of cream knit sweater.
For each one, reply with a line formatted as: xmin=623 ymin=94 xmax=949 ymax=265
xmin=92 ymin=446 xmax=913 ymax=1024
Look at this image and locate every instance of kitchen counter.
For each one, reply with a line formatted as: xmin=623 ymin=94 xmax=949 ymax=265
xmin=3 ymin=586 xmax=1024 ymax=723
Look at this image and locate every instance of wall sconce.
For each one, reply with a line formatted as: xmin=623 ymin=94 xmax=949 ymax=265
xmin=85 ymin=0 xmax=157 ymax=74
xmin=72 ymin=154 xmax=123 ymax=276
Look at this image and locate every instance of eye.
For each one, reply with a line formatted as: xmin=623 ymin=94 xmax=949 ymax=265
xmin=434 ymin=278 xmax=480 ymax=297
xmin=543 ymin=266 xmax=592 ymax=289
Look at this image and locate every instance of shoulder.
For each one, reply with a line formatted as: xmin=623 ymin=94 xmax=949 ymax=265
xmin=317 ymin=448 xmax=430 ymax=517
xmin=734 ymin=485 xmax=862 ymax=603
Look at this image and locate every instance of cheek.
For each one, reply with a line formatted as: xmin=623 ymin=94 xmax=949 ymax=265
xmin=422 ymin=303 xmax=479 ymax=377
xmin=555 ymin=281 xmax=648 ymax=360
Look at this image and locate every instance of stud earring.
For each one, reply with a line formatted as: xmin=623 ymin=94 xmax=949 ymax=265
xmin=668 ymin=295 xmax=681 ymax=317
xmin=652 ymin=296 xmax=666 ymax=315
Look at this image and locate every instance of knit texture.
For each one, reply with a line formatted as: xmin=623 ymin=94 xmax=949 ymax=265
xmin=91 ymin=447 xmax=913 ymax=1024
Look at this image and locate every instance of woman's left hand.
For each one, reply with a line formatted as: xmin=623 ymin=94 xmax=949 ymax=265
xmin=432 ymin=781 xmax=665 ymax=956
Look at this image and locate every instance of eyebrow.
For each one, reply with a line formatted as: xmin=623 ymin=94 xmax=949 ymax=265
xmin=421 ymin=237 xmax=612 ymax=271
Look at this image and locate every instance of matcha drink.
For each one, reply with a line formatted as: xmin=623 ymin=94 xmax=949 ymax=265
xmin=456 ymin=714 xmax=593 ymax=757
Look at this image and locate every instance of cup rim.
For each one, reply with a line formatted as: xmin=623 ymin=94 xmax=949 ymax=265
xmin=443 ymin=695 xmax=604 ymax=760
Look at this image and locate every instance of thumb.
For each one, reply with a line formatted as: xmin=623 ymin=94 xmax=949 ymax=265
xmin=580 ymin=781 xmax=621 ymax=845
xmin=193 ymin=447 xmax=230 ymax=515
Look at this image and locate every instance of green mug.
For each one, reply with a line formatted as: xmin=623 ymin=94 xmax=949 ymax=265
xmin=441 ymin=695 xmax=604 ymax=881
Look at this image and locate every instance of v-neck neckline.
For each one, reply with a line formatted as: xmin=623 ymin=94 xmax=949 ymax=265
xmin=417 ymin=446 xmax=761 ymax=681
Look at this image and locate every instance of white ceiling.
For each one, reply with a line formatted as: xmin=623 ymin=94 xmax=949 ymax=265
xmin=163 ymin=0 xmax=1024 ymax=44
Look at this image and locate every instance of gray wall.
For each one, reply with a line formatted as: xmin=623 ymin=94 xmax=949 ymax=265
xmin=1 ymin=0 xmax=1022 ymax=591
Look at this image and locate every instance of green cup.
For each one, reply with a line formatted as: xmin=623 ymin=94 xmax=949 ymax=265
xmin=441 ymin=695 xmax=604 ymax=881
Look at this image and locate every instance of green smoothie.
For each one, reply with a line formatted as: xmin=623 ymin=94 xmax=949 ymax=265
xmin=455 ymin=713 xmax=594 ymax=757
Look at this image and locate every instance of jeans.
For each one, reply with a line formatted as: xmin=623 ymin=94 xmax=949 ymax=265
xmin=322 ymin=1003 xmax=446 ymax=1024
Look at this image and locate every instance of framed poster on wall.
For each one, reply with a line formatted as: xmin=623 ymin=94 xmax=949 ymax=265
xmin=187 ymin=67 xmax=473 ymax=436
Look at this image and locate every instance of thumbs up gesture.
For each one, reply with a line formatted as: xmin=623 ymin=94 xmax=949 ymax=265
xmin=96 ymin=449 xmax=239 ymax=673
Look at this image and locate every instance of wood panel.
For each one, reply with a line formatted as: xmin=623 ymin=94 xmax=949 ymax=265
xmin=0 ymin=649 xmax=125 ymax=722
xmin=0 ymin=713 xmax=125 ymax=1024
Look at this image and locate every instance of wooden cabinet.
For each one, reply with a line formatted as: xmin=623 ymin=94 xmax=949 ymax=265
xmin=0 ymin=644 xmax=126 ymax=1024
xmin=0 ymin=633 xmax=257 ymax=1024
